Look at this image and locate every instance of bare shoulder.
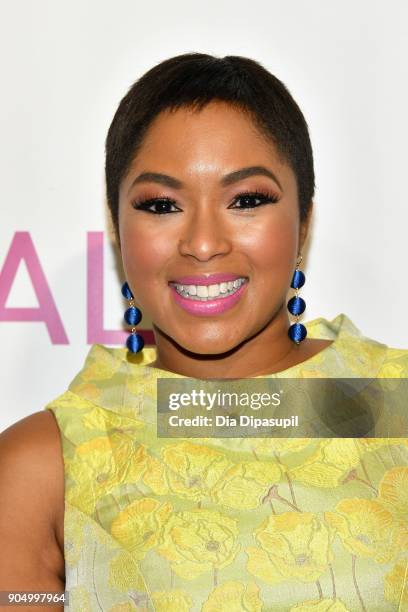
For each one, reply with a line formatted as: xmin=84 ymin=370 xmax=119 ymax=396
xmin=0 ymin=411 xmax=65 ymax=595
xmin=0 ymin=410 xmax=65 ymax=521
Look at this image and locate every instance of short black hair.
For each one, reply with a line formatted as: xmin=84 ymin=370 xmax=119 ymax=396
xmin=105 ymin=52 xmax=315 ymax=239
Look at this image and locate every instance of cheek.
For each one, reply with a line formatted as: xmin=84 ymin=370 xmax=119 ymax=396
xmin=120 ymin=221 xmax=171 ymax=291
xmin=239 ymin=214 xmax=298 ymax=282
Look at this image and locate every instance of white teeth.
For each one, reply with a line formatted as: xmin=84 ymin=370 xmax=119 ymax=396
xmin=208 ymin=284 xmax=220 ymax=297
xmin=196 ymin=285 xmax=208 ymax=298
xmin=172 ymin=278 xmax=247 ymax=300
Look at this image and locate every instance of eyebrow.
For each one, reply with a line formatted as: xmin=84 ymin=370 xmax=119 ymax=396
xmin=127 ymin=165 xmax=283 ymax=194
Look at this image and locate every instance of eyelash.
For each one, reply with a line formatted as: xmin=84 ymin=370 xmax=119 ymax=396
xmin=131 ymin=190 xmax=280 ymax=215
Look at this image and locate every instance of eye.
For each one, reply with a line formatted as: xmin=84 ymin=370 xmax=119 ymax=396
xmin=132 ymin=197 xmax=180 ymax=215
xmin=229 ymin=190 xmax=280 ymax=210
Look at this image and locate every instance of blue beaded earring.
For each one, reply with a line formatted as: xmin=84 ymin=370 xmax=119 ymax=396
xmin=121 ymin=281 xmax=145 ymax=353
xmin=287 ymin=254 xmax=307 ymax=344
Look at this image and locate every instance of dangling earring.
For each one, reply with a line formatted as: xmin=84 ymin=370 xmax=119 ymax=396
xmin=287 ymin=254 xmax=307 ymax=344
xmin=121 ymin=281 xmax=144 ymax=353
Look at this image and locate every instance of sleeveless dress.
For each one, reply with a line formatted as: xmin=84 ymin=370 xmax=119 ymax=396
xmin=44 ymin=313 xmax=408 ymax=611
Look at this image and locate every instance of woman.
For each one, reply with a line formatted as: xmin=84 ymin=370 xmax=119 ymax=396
xmin=0 ymin=53 xmax=407 ymax=611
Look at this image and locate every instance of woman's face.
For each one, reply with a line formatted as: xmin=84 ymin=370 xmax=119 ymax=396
xmin=118 ymin=101 xmax=307 ymax=355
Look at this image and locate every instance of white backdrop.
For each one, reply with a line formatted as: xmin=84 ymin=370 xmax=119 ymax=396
xmin=1 ymin=0 xmax=407 ymax=432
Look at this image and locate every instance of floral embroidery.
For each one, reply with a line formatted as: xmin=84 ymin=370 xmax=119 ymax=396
xmin=44 ymin=314 xmax=408 ymax=610
xmin=247 ymin=512 xmax=335 ymax=584
xmin=156 ymin=509 xmax=240 ymax=580
xmin=324 ymin=498 xmax=397 ymax=563
xmin=110 ymin=497 xmax=173 ymax=557
xmin=202 ymin=580 xmax=263 ymax=611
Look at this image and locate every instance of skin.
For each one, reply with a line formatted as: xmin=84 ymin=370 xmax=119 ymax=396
xmin=0 ymin=101 xmax=332 ymax=595
xmin=0 ymin=411 xmax=65 ymax=609
xmin=119 ymin=100 xmax=332 ymax=378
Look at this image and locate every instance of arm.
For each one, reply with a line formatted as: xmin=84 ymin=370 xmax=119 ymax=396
xmin=0 ymin=411 xmax=65 ymax=610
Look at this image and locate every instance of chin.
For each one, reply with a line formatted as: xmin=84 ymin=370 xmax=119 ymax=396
xmin=153 ymin=319 xmax=250 ymax=356
xmin=173 ymin=330 xmax=247 ymax=357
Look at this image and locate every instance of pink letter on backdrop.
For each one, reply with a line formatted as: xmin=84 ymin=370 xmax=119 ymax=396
xmin=0 ymin=231 xmax=69 ymax=344
xmin=87 ymin=231 xmax=154 ymax=345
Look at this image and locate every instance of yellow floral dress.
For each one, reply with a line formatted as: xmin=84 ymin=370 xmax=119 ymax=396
xmin=44 ymin=313 xmax=408 ymax=611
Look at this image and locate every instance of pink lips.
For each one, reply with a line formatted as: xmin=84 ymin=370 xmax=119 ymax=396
xmin=168 ymin=274 xmax=249 ymax=316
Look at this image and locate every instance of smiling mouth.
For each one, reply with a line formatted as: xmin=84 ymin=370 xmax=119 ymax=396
xmin=169 ymin=277 xmax=248 ymax=301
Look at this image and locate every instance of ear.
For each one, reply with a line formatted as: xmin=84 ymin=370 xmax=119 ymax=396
xmin=298 ymin=201 xmax=314 ymax=252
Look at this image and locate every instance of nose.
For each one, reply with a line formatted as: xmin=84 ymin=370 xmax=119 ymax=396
xmin=178 ymin=206 xmax=233 ymax=262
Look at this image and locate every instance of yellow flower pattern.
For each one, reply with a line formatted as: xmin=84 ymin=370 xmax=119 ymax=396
xmin=111 ymin=497 xmax=174 ymax=558
xmin=378 ymin=467 xmax=408 ymax=520
xmin=156 ymin=509 xmax=240 ymax=580
xmin=289 ymin=439 xmax=362 ymax=488
xmin=247 ymin=512 xmax=335 ymax=584
xmin=44 ymin=314 xmax=408 ymax=610
xmin=384 ymin=558 xmax=408 ymax=607
xmin=144 ymin=440 xmax=234 ymax=501
xmin=324 ymin=499 xmax=397 ymax=563
xmin=211 ymin=460 xmax=282 ymax=510
xmin=151 ymin=589 xmax=193 ymax=612
xmin=202 ymin=580 xmax=263 ymax=611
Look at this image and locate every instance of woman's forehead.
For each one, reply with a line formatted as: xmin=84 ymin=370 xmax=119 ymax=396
xmin=138 ymin=101 xmax=271 ymax=148
xmin=122 ymin=102 xmax=293 ymax=189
